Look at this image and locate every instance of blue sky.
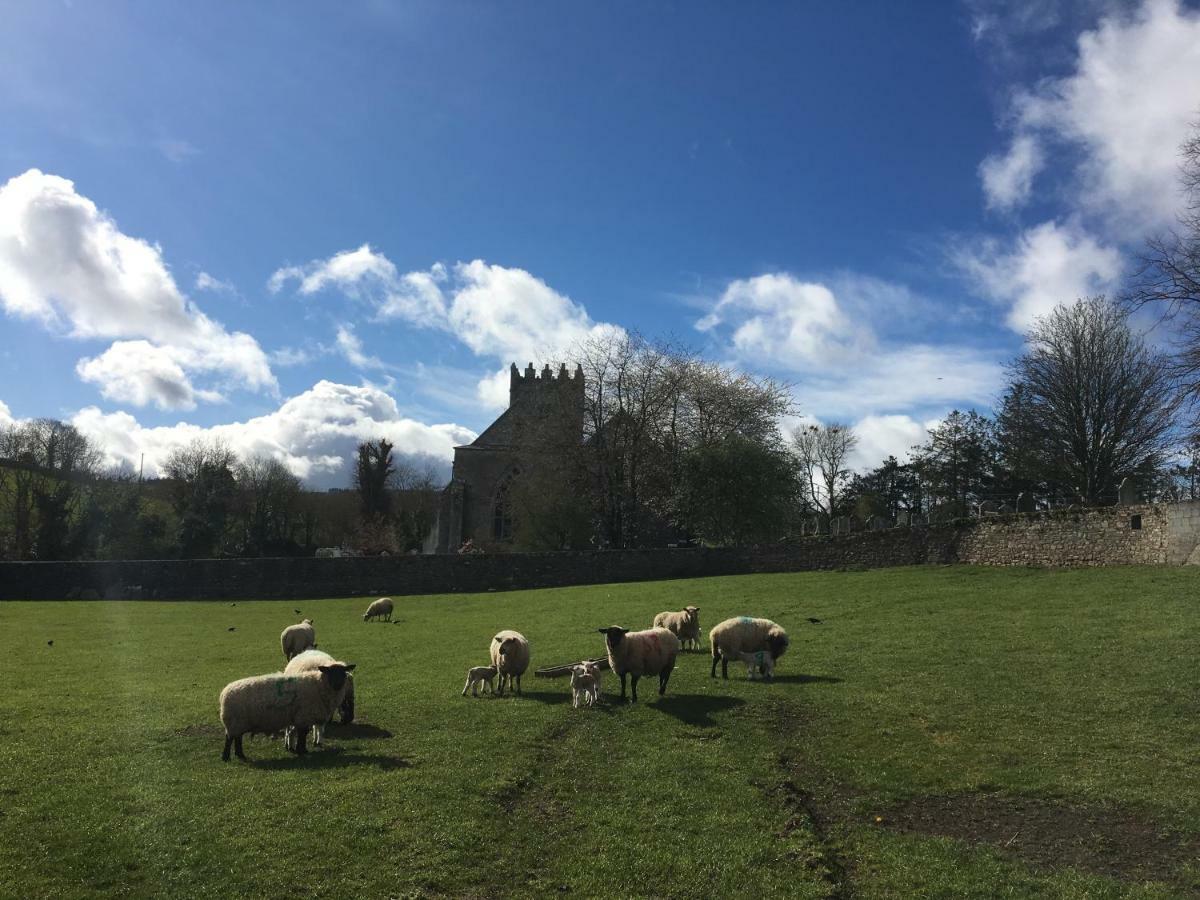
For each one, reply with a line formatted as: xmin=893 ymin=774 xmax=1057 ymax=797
xmin=2 ymin=0 xmax=1198 ymax=486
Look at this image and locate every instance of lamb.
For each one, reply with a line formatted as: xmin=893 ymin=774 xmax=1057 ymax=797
xmin=283 ymin=649 xmax=356 ymax=749
xmin=490 ymin=630 xmax=531 ymax=696
xmin=280 ymin=618 xmax=316 ymax=661
xmin=570 ymin=662 xmax=602 ymax=708
xmin=709 ymin=616 xmax=789 ymax=680
xmin=735 ymin=649 xmax=776 ymax=681
xmin=597 ymin=626 xmax=680 ymax=703
xmin=653 ymin=606 xmax=702 ymax=650
xmin=462 ymin=665 xmax=498 ymax=697
xmin=363 ymin=597 xmax=394 ymax=622
xmin=218 ymin=662 xmax=355 ymax=761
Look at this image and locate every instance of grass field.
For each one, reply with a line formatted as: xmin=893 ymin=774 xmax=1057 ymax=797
xmin=2 ymin=565 xmax=1199 ymax=899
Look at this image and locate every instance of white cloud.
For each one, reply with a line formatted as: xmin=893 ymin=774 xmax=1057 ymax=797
xmin=0 ymin=399 xmax=13 ymax=429
xmin=697 ymin=274 xmax=863 ymax=368
xmin=983 ymin=0 xmax=1200 ymax=230
xmin=195 ymin=271 xmax=234 ymax=293
xmin=980 ymin=134 xmax=1044 ymax=211
xmin=0 ymin=169 xmax=276 ymax=408
xmin=956 ymin=220 xmax=1122 ymax=330
xmin=155 ymin=139 xmax=200 ymax=164
xmin=72 ymin=380 xmax=475 ymax=489
xmin=75 ymin=341 xmax=225 ymax=411
xmin=848 ymin=414 xmax=930 ymax=471
xmin=334 ymin=324 xmax=387 ymax=371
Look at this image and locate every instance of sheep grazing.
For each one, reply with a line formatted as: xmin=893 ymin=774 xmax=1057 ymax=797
xmin=653 ymin=606 xmax=702 ymax=650
xmin=218 ymin=662 xmax=356 ymax=761
xmin=490 ymin=630 xmax=531 ymax=696
xmin=735 ymin=649 xmax=776 ymax=681
xmin=363 ymin=597 xmax=394 ymax=622
xmin=709 ymin=616 xmax=789 ymax=680
xmin=283 ymin=649 xmax=356 ymax=749
xmin=570 ymin=662 xmax=602 ymax=708
xmin=597 ymin=626 xmax=680 ymax=703
xmin=280 ymin=618 xmax=316 ymax=661
xmin=462 ymin=665 xmax=498 ymax=697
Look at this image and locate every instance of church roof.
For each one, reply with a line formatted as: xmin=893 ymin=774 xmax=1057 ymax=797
xmin=463 ymin=408 xmax=514 ymax=449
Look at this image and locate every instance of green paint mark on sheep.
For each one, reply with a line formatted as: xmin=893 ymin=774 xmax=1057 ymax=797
xmin=738 ymin=616 xmax=754 ymax=624
xmin=267 ymin=678 xmax=300 ymax=710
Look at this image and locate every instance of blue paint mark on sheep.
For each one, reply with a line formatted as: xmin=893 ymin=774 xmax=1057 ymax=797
xmin=738 ymin=616 xmax=754 ymax=624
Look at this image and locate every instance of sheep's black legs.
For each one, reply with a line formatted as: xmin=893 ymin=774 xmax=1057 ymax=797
xmin=630 ymin=674 xmax=640 ymax=702
xmin=721 ymin=656 xmax=728 ymax=679
xmin=659 ymin=663 xmax=673 ymax=695
xmin=619 ymin=672 xmax=627 ymax=700
xmin=295 ymin=730 xmax=308 ymax=755
xmin=222 ymin=736 xmax=232 ymax=761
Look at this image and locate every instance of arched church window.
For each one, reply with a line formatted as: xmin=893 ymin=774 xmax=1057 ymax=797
xmin=492 ymin=471 xmax=518 ymax=541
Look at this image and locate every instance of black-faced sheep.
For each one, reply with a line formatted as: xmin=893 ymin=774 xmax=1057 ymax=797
xmin=709 ymin=616 xmax=789 ymax=679
xmin=490 ymin=630 xmax=531 ymax=696
xmin=280 ymin=618 xmax=316 ymax=660
xmin=653 ymin=606 xmax=701 ymax=650
xmin=462 ymin=665 xmax=497 ymax=697
xmin=218 ymin=662 xmax=355 ymax=761
xmin=597 ymin=626 xmax=679 ymax=703
xmin=363 ymin=597 xmax=394 ymax=622
xmin=283 ymin=649 xmax=356 ymax=748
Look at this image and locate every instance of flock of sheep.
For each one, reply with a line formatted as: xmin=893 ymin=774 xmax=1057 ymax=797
xmin=217 ymin=597 xmax=790 ymax=761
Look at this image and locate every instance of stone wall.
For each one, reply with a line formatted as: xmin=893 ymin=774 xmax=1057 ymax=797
xmin=0 ymin=502 xmax=1183 ymax=601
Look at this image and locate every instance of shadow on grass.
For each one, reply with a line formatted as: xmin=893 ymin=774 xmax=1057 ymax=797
xmin=326 ymin=722 xmax=393 ymax=739
xmin=246 ymin=747 xmax=413 ymax=771
xmin=504 ymin=689 xmax=571 ymax=705
xmin=767 ymin=673 xmax=843 ymax=686
xmin=652 ymin=694 xmax=746 ymax=727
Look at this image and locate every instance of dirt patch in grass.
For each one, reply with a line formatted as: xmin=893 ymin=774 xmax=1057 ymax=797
xmin=880 ymin=791 xmax=1200 ymax=884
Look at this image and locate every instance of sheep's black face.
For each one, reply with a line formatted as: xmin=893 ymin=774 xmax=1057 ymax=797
xmin=597 ymin=626 xmax=628 ymax=649
xmin=319 ymin=664 xmax=356 ymax=690
xmin=768 ymin=633 xmax=789 ymax=660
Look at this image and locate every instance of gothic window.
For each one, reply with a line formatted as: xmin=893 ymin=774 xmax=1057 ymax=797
xmin=493 ymin=472 xmax=517 ymax=541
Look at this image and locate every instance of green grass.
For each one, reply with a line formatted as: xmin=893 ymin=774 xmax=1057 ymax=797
xmin=2 ymin=566 xmax=1199 ymax=899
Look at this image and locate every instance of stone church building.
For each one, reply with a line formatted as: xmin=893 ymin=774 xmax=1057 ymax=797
xmin=425 ymin=362 xmax=584 ymax=553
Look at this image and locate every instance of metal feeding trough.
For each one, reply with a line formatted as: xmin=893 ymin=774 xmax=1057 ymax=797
xmin=533 ymin=656 xmax=611 ymax=679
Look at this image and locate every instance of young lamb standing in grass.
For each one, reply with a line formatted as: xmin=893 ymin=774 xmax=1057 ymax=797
xmin=653 ymin=606 xmax=701 ymax=650
xmin=280 ymin=618 xmax=316 ymax=661
xmin=462 ymin=665 xmax=497 ymax=697
xmin=735 ymin=649 xmax=776 ymax=681
xmin=490 ymin=630 xmax=531 ymax=696
xmin=598 ymin=626 xmax=679 ymax=703
xmin=709 ymin=616 xmax=789 ymax=680
xmin=363 ymin=597 xmax=394 ymax=622
xmin=218 ymin=661 xmax=355 ymax=761
xmin=283 ymin=649 xmax=356 ymax=748
xmin=570 ymin=662 xmax=602 ymax=708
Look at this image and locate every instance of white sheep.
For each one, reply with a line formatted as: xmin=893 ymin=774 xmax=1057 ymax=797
xmin=280 ymin=618 xmax=316 ymax=661
xmin=653 ymin=606 xmax=702 ymax=650
xmin=490 ymin=630 xmax=531 ymax=696
xmin=462 ymin=665 xmax=498 ymax=697
xmin=218 ymin=662 xmax=356 ymax=760
xmin=570 ymin=662 xmax=602 ymax=708
xmin=283 ymin=649 xmax=356 ymax=749
xmin=597 ymin=626 xmax=680 ymax=703
xmin=709 ymin=616 xmax=789 ymax=680
xmin=735 ymin=649 xmax=776 ymax=681
xmin=363 ymin=597 xmax=394 ymax=622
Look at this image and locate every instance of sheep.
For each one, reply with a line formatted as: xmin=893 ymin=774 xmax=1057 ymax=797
xmin=597 ymin=626 xmax=680 ymax=703
xmin=462 ymin=665 xmax=498 ymax=697
xmin=490 ymin=630 xmax=531 ymax=696
xmin=283 ymin=649 xmax=356 ymax=749
xmin=218 ymin=662 xmax=356 ymax=761
xmin=709 ymin=616 xmax=789 ymax=680
xmin=280 ymin=618 xmax=316 ymax=661
xmin=570 ymin=662 xmax=602 ymax=708
xmin=653 ymin=606 xmax=702 ymax=650
xmin=735 ymin=649 xmax=776 ymax=681
xmin=363 ymin=597 xmax=394 ymax=622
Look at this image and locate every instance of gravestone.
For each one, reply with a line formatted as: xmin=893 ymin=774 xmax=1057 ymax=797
xmin=1118 ymin=477 xmax=1137 ymax=506
xmin=870 ymin=514 xmax=889 ymax=530
xmin=1015 ymin=492 xmax=1034 ymax=513
xmin=894 ymin=511 xmax=910 ymax=527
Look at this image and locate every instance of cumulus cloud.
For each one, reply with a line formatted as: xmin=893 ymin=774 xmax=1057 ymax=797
xmin=75 ymin=341 xmax=226 ymax=410
xmin=955 ymin=220 xmax=1122 ymax=330
xmin=0 ymin=169 xmax=276 ymax=409
xmin=980 ymin=134 xmax=1044 ymax=211
xmin=696 ymin=274 xmax=864 ymax=368
xmin=979 ymin=0 xmax=1200 ymax=229
xmin=334 ymin=324 xmax=388 ymax=371
xmin=271 ymin=249 xmax=621 ymax=401
xmin=72 ymin=380 xmax=475 ymax=489
xmin=0 ymin=399 xmax=13 ymax=429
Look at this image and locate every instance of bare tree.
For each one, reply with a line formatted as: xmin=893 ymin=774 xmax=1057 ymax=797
xmin=1007 ymin=297 xmax=1180 ymax=503
xmin=162 ymin=439 xmax=238 ymax=558
xmin=1127 ymin=124 xmax=1200 ymax=402
xmin=791 ymin=422 xmax=858 ymax=520
xmin=233 ymin=455 xmax=302 ymax=556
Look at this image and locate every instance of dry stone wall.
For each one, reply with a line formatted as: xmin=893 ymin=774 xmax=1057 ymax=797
xmin=0 ymin=502 xmax=1186 ymax=601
